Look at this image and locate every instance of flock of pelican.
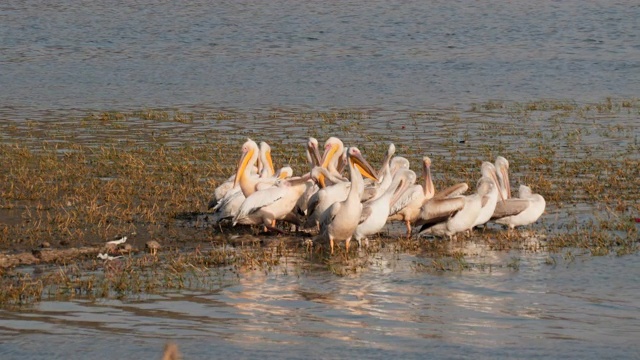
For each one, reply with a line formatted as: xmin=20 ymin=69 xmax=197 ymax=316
xmin=208 ymin=137 xmax=546 ymax=253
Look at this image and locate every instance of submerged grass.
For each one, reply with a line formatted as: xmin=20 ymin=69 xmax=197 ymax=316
xmin=1 ymin=98 xmax=639 ymax=306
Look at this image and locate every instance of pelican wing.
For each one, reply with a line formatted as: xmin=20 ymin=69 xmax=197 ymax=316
xmin=319 ymin=202 xmax=342 ymax=231
xmin=481 ymin=194 xmax=491 ymax=207
xmin=210 ymin=185 xmax=246 ymax=223
xmin=434 ymin=183 xmax=468 ymax=199
xmin=389 ymin=185 xmax=423 ymax=215
xmin=491 ymin=199 xmax=530 ymax=219
xmin=359 ymin=205 xmax=373 ymax=224
xmin=234 ymin=186 xmax=287 ymax=223
xmin=416 ymin=197 xmax=465 ymax=228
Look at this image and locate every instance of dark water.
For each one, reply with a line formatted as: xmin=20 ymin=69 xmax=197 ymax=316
xmin=1 ymin=1 xmax=640 ymax=359
xmin=1 ymin=0 xmax=639 ymax=116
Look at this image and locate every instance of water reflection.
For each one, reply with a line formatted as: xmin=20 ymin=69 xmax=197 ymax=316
xmin=1 ymin=250 xmax=640 ymax=358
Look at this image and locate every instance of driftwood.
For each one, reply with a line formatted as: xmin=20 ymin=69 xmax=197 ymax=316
xmin=0 ymin=245 xmax=136 ymax=269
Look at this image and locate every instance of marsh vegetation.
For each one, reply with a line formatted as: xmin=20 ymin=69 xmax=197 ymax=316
xmin=1 ymin=99 xmax=639 ymax=306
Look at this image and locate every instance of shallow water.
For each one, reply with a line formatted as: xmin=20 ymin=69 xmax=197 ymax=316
xmin=1 ymin=0 xmax=640 ymax=359
xmin=2 ymin=250 xmax=640 ymax=359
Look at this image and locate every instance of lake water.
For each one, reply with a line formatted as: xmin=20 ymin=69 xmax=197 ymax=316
xmin=1 ymin=0 xmax=640 ymax=359
xmin=1 ymin=0 xmax=640 ymax=116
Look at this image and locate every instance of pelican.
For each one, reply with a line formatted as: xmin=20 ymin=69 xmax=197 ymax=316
xmin=315 ymin=147 xmax=376 ymax=253
xmin=306 ymin=137 xmax=322 ymax=169
xmin=211 ymin=166 xmax=293 ymax=225
xmin=491 ymin=156 xmax=546 ymax=228
xmin=208 ymin=174 xmax=236 ymax=210
xmin=471 ymin=163 xmax=500 ymax=228
xmin=296 ymin=138 xmax=324 ymax=216
xmin=232 ymin=174 xmax=312 ymax=231
xmin=317 ymin=137 xmax=346 ymax=188
xmin=388 ymin=157 xmax=468 ymax=237
xmin=363 ymin=143 xmax=396 ymax=202
xmin=390 ymin=156 xmax=411 ymax=175
xmin=303 ymin=142 xmax=379 ymax=230
xmin=354 ymin=169 xmax=416 ymax=247
xmin=418 ymin=177 xmax=494 ymax=239
xmin=258 ymin=141 xmax=275 ymax=178
xmin=233 ymin=139 xmax=281 ymax=198
xmin=494 ymin=156 xmax=511 ymax=200
xmin=208 ymin=139 xmax=274 ymax=210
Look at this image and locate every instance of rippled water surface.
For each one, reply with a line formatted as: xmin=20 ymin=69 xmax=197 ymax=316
xmin=1 ymin=0 xmax=640 ymax=115
xmin=1 ymin=0 xmax=640 ymax=359
xmin=2 ymin=251 xmax=640 ymax=359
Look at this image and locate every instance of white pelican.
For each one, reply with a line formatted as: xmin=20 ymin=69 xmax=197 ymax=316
xmin=258 ymin=141 xmax=275 ymax=178
xmin=471 ymin=163 xmax=500 ymax=228
xmin=296 ymin=138 xmax=324 ymax=216
xmin=315 ymin=147 xmax=374 ymax=253
xmin=233 ymin=139 xmax=282 ymax=198
xmin=303 ymin=142 xmax=379 ymax=230
xmin=364 ymin=143 xmax=396 ymax=202
xmin=418 ymin=177 xmax=494 ymax=239
xmin=232 ymin=174 xmax=312 ymax=231
xmin=388 ymin=157 xmax=468 ymax=237
xmin=390 ymin=156 xmax=410 ymax=175
xmin=210 ymin=166 xmax=293 ymax=225
xmin=494 ymin=156 xmax=511 ymax=200
xmin=208 ymin=139 xmax=274 ymax=209
xmin=317 ymin=137 xmax=346 ymax=188
xmin=354 ymin=169 xmax=416 ymax=246
xmin=306 ymin=137 xmax=322 ymax=169
xmin=208 ymin=174 xmax=236 ymax=210
xmin=491 ymin=156 xmax=546 ymax=228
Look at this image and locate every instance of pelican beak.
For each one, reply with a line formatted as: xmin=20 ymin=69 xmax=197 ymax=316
xmin=277 ymin=167 xmax=292 ymax=179
xmin=308 ymin=138 xmax=322 ymax=167
xmin=500 ymin=166 xmax=511 ymax=199
xmin=349 ymin=152 xmax=379 ymax=181
xmin=266 ymin=149 xmax=275 ymax=176
xmin=233 ymin=147 xmax=254 ymax=188
xmin=491 ymin=171 xmax=505 ymax=202
xmin=318 ymin=143 xmax=339 ymax=186
xmin=423 ymin=160 xmax=435 ymax=198
xmin=318 ymin=175 xmax=327 ymax=188
xmin=390 ymin=175 xmax=410 ymax=206
xmin=320 ymin=143 xmax=339 ymax=169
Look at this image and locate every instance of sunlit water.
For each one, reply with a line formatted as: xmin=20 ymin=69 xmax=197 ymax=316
xmin=1 ymin=250 xmax=640 ymax=359
xmin=1 ymin=0 xmax=640 ymax=359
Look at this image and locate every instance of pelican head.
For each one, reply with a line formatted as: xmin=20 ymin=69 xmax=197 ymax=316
xmin=276 ymin=166 xmax=293 ymax=179
xmin=259 ymin=141 xmax=275 ymax=178
xmin=347 ymin=147 xmax=379 ymax=182
xmin=494 ymin=156 xmax=511 ymax=199
xmin=306 ymin=137 xmax=322 ymax=168
xmin=476 ymin=176 xmax=495 ymax=197
xmin=316 ymin=137 xmax=345 ymax=186
xmin=390 ymin=169 xmax=417 ymax=206
xmin=320 ymin=137 xmax=344 ymax=169
xmin=422 ymin=156 xmax=435 ymax=199
xmin=481 ymin=161 xmax=504 ymax=201
xmin=233 ymin=139 xmax=259 ymax=188
xmin=390 ymin=156 xmax=410 ymax=175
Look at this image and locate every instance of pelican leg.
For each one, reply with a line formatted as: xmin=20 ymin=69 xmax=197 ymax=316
xmin=263 ymin=217 xmax=285 ymax=234
xmin=330 ymin=236 xmax=335 ymax=254
xmin=345 ymin=237 xmax=352 ymax=252
xmin=405 ymin=220 xmax=412 ymax=238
